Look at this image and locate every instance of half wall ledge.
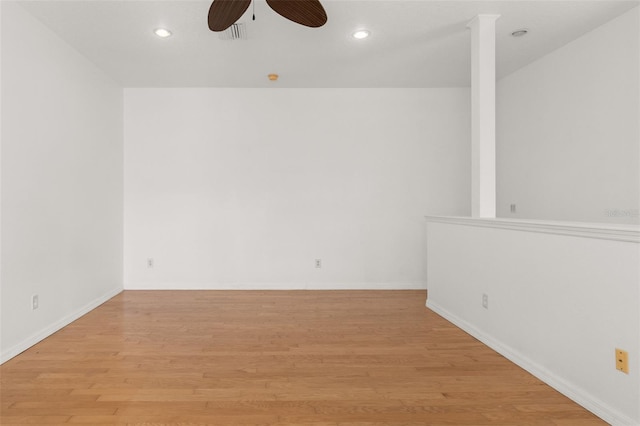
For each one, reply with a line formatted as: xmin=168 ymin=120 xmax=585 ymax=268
xmin=425 ymin=215 xmax=640 ymax=243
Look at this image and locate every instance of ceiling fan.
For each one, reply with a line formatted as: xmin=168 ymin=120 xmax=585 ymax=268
xmin=208 ymin=0 xmax=327 ymax=32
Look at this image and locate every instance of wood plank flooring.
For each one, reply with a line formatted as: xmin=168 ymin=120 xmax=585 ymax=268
xmin=1 ymin=290 xmax=605 ymax=425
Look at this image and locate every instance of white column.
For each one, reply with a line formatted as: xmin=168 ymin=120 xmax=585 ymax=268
xmin=468 ymin=14 xmax=499 ymax=218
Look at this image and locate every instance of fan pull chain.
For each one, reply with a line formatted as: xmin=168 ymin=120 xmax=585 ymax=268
xmin=252 ymin=0 xmax=255 ymax=21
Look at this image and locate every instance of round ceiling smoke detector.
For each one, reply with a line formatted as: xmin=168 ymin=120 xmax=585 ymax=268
xmin=511 ymin=29 xmax=528 ymax=37
xmin=268 ymin=74 xmax=279 ymax=81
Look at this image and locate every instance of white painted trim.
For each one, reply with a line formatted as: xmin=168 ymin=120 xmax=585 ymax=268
xmin=124 ymin=282 xmax=427 ymax=290
xmin=0 ymin=286 xmax=123 ymax=364
xmin=425 ymin=216 xmax=640 ymax=243
xmin=426 ymin=298 xmax=638 ymax=426
xmin=426 ymin=299 xmax=638 ymax=426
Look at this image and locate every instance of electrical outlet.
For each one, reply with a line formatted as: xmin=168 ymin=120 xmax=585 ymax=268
xmin=315 ymin=259 xmax=322 ymax=268
xmin=510 ymin=204 xmax=517 ymax=213
xmin=616 ymin=348 xmax=629 ymax=374
xmin=147 ymin=258 xmax=154 ymax=268
xmin=482 ymin=294 xmax=489 ymax=309
xmin=32 ymin=294 xmax=39 ymax=310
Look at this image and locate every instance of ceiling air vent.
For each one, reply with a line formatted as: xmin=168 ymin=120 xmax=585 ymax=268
xmin=218 ymin=23 xmax=247 ymax=41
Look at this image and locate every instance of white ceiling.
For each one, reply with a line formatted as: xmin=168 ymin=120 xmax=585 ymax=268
xmin=19 ymin=0 xmax=639 ymax=88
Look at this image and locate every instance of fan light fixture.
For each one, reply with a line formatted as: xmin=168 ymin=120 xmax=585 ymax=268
xmin=352 ymin=29 xmax=370 ymax=39
xmin=154 ymin=28 xmax=173 ymax=38
xmin=208 ymin=0 xmax=327 ymax=32
xmin=268 ymin=74 xmax=279 ymax=81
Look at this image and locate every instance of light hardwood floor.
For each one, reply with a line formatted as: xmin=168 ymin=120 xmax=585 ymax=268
xmin=1 ymin=290 xmax=605 ymax=425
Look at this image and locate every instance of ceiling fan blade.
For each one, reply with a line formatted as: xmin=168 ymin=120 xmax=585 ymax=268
xmin=266 ymin=0 xmax=327 ymax=28
xmin=208 ymin=0 xmax=252 ymax=32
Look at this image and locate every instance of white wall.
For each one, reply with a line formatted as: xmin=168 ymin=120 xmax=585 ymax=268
xmin=424 ymin=10 xmax=640 ymax=424
xmin=0 ymin=2 xmax=123 ymax=362
xmin=124 ymin=88 xmax=470 ymax=289
xmin=497 ymin=7 xmax=639 ymax=224
xmin=426 ymin=217 xmax=640 ymax=425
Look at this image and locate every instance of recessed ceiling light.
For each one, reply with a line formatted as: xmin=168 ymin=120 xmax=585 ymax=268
xmin=352 ymin=29 xmax=370 ymax=40
xmin=154 ymin=28 xmax=172 ymax=38
xmin=511 ymin=29 xmax=528 ymax=37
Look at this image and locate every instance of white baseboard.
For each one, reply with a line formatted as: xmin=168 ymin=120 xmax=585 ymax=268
xmin=0 ymin=286 xmax=123 ymax=364
xmin=426 ymin=300 xmax=638 ymax=426
xmin=124 ymin=282 xmax=427 ymax=290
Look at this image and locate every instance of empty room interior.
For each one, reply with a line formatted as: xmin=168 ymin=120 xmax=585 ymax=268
xmin=1 ymin=0 xmax=639 ymax=424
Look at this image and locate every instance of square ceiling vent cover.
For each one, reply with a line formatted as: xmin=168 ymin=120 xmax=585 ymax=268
xmin=219 ymin=23 xmax=247 ymax=41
